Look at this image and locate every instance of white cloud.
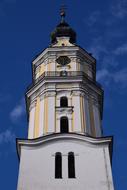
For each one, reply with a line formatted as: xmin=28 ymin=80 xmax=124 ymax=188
xmin=114 ymin=43 xmax=127 ymax=55
xmin=86 ymin=1 xmax=127 ymax=91
xmin=102 ymin=55 xmax=119 ymax=68
xmin=10 ymin=98 xmax=25 ymax=122
xmin=0 ymin=130 xmax=15 ymax=144
xmin=97 ymin=68 xmax=127 ymax=88
xmin=90 ymin=45 xmax=108 ymax=60
xmin=113 ymin=69 xmax=127 ymax=84
xmin=88 ymin=37 xmax=108 ymax=60
xmin=96 ymin=69 xmax=110 ymax=81
xmin=111 ymin=0 xmax=127 ymax=19
xmin=87 ymin=11 xmax=100 ymax=26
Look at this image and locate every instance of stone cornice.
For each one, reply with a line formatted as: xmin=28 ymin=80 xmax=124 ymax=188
xmin=44 ymin=91 xmax=56 ymax=97
xmin=32 ymin=46 xmax=95 ymax=68
xmin=26 ymin=77 xmax=103 ymax=102
xmin=16 ymin=133 xmax=113 ymax=160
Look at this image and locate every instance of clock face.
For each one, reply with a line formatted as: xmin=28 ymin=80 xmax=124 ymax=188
xmin=56 ymin=56 xmax=71 ymax=66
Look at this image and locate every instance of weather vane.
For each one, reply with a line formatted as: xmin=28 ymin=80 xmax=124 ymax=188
xmin=60 ymin=4 xmax=67 ymax=22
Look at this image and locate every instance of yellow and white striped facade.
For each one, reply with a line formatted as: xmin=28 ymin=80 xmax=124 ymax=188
xmin=26 ymin=37 xmax=103 ymax=139
xmin=17 ymin=17 xmax=114 ymax=190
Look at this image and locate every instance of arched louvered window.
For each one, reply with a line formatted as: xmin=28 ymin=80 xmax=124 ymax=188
xmin=68 ymin=152 xmax=75 ymax=178
xmin=60 ymin=97 xmax=68 ymax=107
xmin=55 ymin=152 xmax=62 ymax=178
xmin=60 ymin=117 xmax=69 ymax=133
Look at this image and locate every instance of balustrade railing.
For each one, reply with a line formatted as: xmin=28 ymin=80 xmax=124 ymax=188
xmin=27 ymin=71 xmax=101 ymax=90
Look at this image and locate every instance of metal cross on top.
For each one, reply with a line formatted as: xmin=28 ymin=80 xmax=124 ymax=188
xmin=60 ymin=5 xmax=67 ymax=22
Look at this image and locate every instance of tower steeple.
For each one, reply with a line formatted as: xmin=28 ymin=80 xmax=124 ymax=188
xmin=17 ymin=9 xmax=114 ymax=190
xmin=50 ymin=8 xmax=76 ymax=44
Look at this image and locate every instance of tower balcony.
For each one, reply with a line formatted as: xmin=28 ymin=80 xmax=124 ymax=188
xmin=27 ymin=71 xmax=102 ymax=91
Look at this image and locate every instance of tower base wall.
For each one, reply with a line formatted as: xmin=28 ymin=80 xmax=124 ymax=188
xmin=17 ymin=134 xmax=114 ymax=190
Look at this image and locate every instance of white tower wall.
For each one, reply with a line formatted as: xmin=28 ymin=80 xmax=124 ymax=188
xmin=17 ymin=135 xmax=114 ymax=190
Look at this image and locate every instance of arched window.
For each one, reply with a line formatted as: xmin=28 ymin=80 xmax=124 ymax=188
xmin=60 ymin=117 xmax=69 ymax=133
xmin=60 ymin=97 xmax=68 ymax=107
xmin=55 ymin=152 xmax=62 ymax=178
xmin=68 ymin=152 xmax=75 ymax=178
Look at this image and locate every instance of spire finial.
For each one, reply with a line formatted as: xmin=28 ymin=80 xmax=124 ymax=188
xmin=60 ymin=5 xmax=66 ymax=23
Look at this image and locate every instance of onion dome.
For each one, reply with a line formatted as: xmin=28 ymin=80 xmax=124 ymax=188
xmin=50 ymin=7 xmax=76 ymax=44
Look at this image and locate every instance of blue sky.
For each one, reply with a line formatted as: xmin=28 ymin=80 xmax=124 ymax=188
xmin=0 ymin=0 xmax=127 ymax=189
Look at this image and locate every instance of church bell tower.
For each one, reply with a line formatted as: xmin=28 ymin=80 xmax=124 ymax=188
xmin=17 ymin=8 xmax=114 ymax=190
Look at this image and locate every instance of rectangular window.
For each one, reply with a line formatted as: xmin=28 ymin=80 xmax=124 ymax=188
xmin=68 ymin=152 xmax=75 ymax=178
xmin=55 ymin=152 xmax=62 ymax=178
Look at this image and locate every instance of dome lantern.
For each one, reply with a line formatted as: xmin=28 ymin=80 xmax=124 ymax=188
xmin=50 ymin=7 xmax=76 ymax=44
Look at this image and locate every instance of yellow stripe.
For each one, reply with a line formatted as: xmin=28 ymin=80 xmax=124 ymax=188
xmin=81 ymin=96 xmax=86 ymax=132
xmin=46 ymin=97 xmax=48 ymax=133
xmin=44 ymin=96 xmax=48 ymax=134
xmin=89 ymin=99 xmax=96 ymax=137
xmin=83 ymin=98 xmax=86 ymax=132
xmin=80 ymin=96 xmax=84 ymax=133
xmin=39 ymin=64 xmax=45 ymax=76
xmin=55 ymin=96 xmax=56 ymax=133
xmin=34 ymin=97 xmax=40 ymax=138
xmin=43 ymin=97 xmax=45 ymax=134
xmin=28 ymin=109 xmax=31 ymax=139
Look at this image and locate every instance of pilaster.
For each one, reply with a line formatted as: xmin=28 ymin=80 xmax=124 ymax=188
xmin=28 ymin=100 xmax=36 ymax=139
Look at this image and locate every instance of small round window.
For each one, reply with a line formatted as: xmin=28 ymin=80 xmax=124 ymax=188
xmin=56 ymin=56 xmax=71 ymax=66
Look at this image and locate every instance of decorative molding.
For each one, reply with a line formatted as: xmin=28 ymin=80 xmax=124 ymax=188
xmin=32 ymin=45 xmax=95 ymax=68
xmin=57 ymin=64 xmax=71 ymax=70
xmin=83 ymin=93 xmax=89 ymax=100
xmin=48 ymin=58 xmax=55 ymax=63
xmin=71 ymin=57 xmax=77 ymax=62
xmin=29 ymin=100 xmax=37 ymax=111
xmin=76 ymin=58 xmax=81 ymax=63
xmin=56 ymin=107 xmax=73 ymax=115
xmin=44 ymin=91 xmax=56 ymax=97
xmin=89 ymin=93 xmax=98 ymax=104
xmin=43 ymin=60 xmax=46 ymax=66
xmin=72 ymin=91 xmax=82 ymax=96
xmin=56 ymin=112 xmax=73 ymax=120
xmin=35 ymin=65 xmax=41 ymax=74
xmin=57 ymin=91 xmax=72 ymax=98
xmin=80 ymin=92 xmax=86 ymax=97
xmin=39 ymin=93 xmax=45 ymax=101
xmin=17 ymin=133 xmax=113 ymax=158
